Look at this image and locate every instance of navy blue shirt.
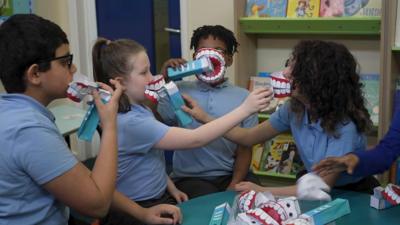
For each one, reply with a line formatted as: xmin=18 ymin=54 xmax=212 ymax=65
xmin=353 ymin=107 xmax=400 ymax=176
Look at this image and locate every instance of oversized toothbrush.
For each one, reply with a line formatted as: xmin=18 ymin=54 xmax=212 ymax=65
xmin=67 ymin=80 xmax=111 ymax=141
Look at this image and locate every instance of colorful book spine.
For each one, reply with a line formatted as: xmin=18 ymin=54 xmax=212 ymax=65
xmin=287 ymin=0 xmax=320 ymax=18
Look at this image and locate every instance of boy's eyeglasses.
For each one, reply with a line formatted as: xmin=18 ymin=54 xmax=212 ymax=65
xmin=38 ymin=54 xmax=74 ymax=69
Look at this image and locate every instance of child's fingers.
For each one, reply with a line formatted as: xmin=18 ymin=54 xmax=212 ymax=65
xmin=162 ymin=205 xmax=182 ymax=225
xmin=181 ymin=105 xmax=192 ymax=114
xmin=153 ymin=217 xmax=173 ymax=225
xmin=109 ymin=79 xmax=124 ymax=101
xmin=96 ymin=82 xmax=114 ymax=94
xmin=182 ymin=94 xmax=194 ymax=104
xmin=91 ymin=89 xmax=103 ymax=108
xmin=181 ymin=193 xmax=189 ymax=202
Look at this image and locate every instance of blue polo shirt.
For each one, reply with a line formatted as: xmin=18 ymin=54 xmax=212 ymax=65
xmin=269 ymin=102 xmax=365 ymax=186
xmin=0 ymin=94 xmax=78 ymax=225
xmin=158 ymin=80 xmax=258 ymax=178
xmin=117 ymin=104 xmax=170 ymax=201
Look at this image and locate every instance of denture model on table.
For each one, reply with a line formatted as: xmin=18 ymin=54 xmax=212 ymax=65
xmin=145 ymin=75 xmax=193 ymax=126
xmin=371 ymin=183 xmax=400 ymax=210
xmin=66 ymin=80 xmax=111 ymax=141
xmin=235 ymin=192 xmax=301 ymax=225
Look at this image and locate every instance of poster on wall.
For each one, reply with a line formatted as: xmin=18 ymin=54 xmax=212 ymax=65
xmin=0 ymin=0 xmax=32 ymax=25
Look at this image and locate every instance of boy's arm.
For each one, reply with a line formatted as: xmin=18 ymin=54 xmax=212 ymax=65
xmin=235 ymin=173 xmax=338 ymax=196
xmin=228 ymin=112 xmax=259 ymax=189
xmin=43 ymin=81 xmax=124 ymax=218
xmin=228 ymin=145 xmax=252 ymax=189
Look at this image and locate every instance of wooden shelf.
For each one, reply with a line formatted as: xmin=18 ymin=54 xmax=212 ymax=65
xmin=239 ymin=17 xmax=381 ymax=35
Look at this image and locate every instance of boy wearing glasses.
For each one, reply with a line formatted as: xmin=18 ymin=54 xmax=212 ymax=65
xmin=158 ymin=25 xmax=259 ymax=198
xmin=0 ymin=14 xmax=182 ymax=225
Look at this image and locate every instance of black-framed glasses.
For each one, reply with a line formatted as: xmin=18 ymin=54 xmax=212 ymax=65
xmin=38 ymin=54 xmax=74 ymax=69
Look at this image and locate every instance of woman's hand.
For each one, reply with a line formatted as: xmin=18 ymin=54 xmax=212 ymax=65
xmin=313 ymin=154 xmax=360 ymax=177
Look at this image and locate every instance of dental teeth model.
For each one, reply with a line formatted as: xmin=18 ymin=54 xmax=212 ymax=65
xmin=371 ymin=183 xmax=400 ymax=209
xmin=145 ymin=75 xmax=193 ymax=126
xmin=194 ymin=48 xmax=226 ymax=85
xmin=66 ymin=80 xmax=111 ymax=141
xmin=235 ymin=191 xmax=301 ymax=225
xmin=270 ymin=71 xmax=291 ymax=98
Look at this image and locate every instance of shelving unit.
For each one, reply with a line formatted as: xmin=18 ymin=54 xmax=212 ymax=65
xmin=393 ymin=46 xmax=400 ymax=52
xmin=239 ymin=17 xmax=381 ymax=35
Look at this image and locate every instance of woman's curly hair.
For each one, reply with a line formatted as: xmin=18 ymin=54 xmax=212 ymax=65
xmin=289 ymin=40 xmax=372 ymax=137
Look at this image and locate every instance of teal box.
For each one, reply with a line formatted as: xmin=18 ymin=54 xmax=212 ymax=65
xmin=302 ymin=198 xmax=351 ymax=225
xmin=208 ymin=202 xmax=231 ymax=225
xmin=167 ymin=57 xmax=213 ymax=81
xmin=164 ymin=82 xmax=193 ymax=126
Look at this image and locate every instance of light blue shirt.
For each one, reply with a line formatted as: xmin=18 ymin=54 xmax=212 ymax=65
xmin=117 ymin=105 xmax=170 ymax=201
xmin=158 ymin=80 xmax=258 ymax=178
xmin=269 ymin=102 xmax=365 ymax=186
xmin=0 ymin=94 xmax=78 ymax=225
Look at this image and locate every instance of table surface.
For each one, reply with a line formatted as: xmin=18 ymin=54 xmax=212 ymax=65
xmin=49 ymin=104 xmax=86 ymax=136
xmin=178 ymin=190 xmax=400 ymax=225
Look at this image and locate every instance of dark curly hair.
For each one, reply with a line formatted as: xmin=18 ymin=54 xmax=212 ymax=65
xmin=0 ymin=14 xmax=68 ymax=93
xmin=289 ymin=40 xmax=372 ymax=137
xmin=190 ymin=25 xmax=239 ymax=55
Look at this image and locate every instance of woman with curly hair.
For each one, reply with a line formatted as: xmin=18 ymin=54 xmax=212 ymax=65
xmin=183 ymin=40 xmax=380 ymax=196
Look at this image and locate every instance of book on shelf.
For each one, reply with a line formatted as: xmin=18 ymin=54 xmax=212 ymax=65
xmin=344 ymin=0 xmax=381 ymax=17
xmin=360 ymin=73 xmax=379 ymax=126
xmin=252 ymin=134 xmax=304 ymax=177
xmin=245 ymin=0 xmax=288 ymax=17
xmin=286 ymin=0 xmax=320 ymax=18
xmin=320 ymin=0 xmax=344 ymax=17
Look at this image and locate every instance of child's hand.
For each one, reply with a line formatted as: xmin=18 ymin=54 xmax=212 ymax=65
xmin=181 ymin=94 xmax=213 ymax=123
xmin=240 ymin=88 xmax=273 ymax=115
xmin=234 ymin=181 xmax=266 ymax=193
xmin=160 ymin=58 xmax=187 ymax=79
xmin=313 ymin=154 xmax=360 ymax=177
xmin=169 ymin=187 xmax=189 ymax=204
xmin=142 ymin=204 xmax=182 ymax=225
xmin=92 ymin=79 xmax=124 ymax=129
